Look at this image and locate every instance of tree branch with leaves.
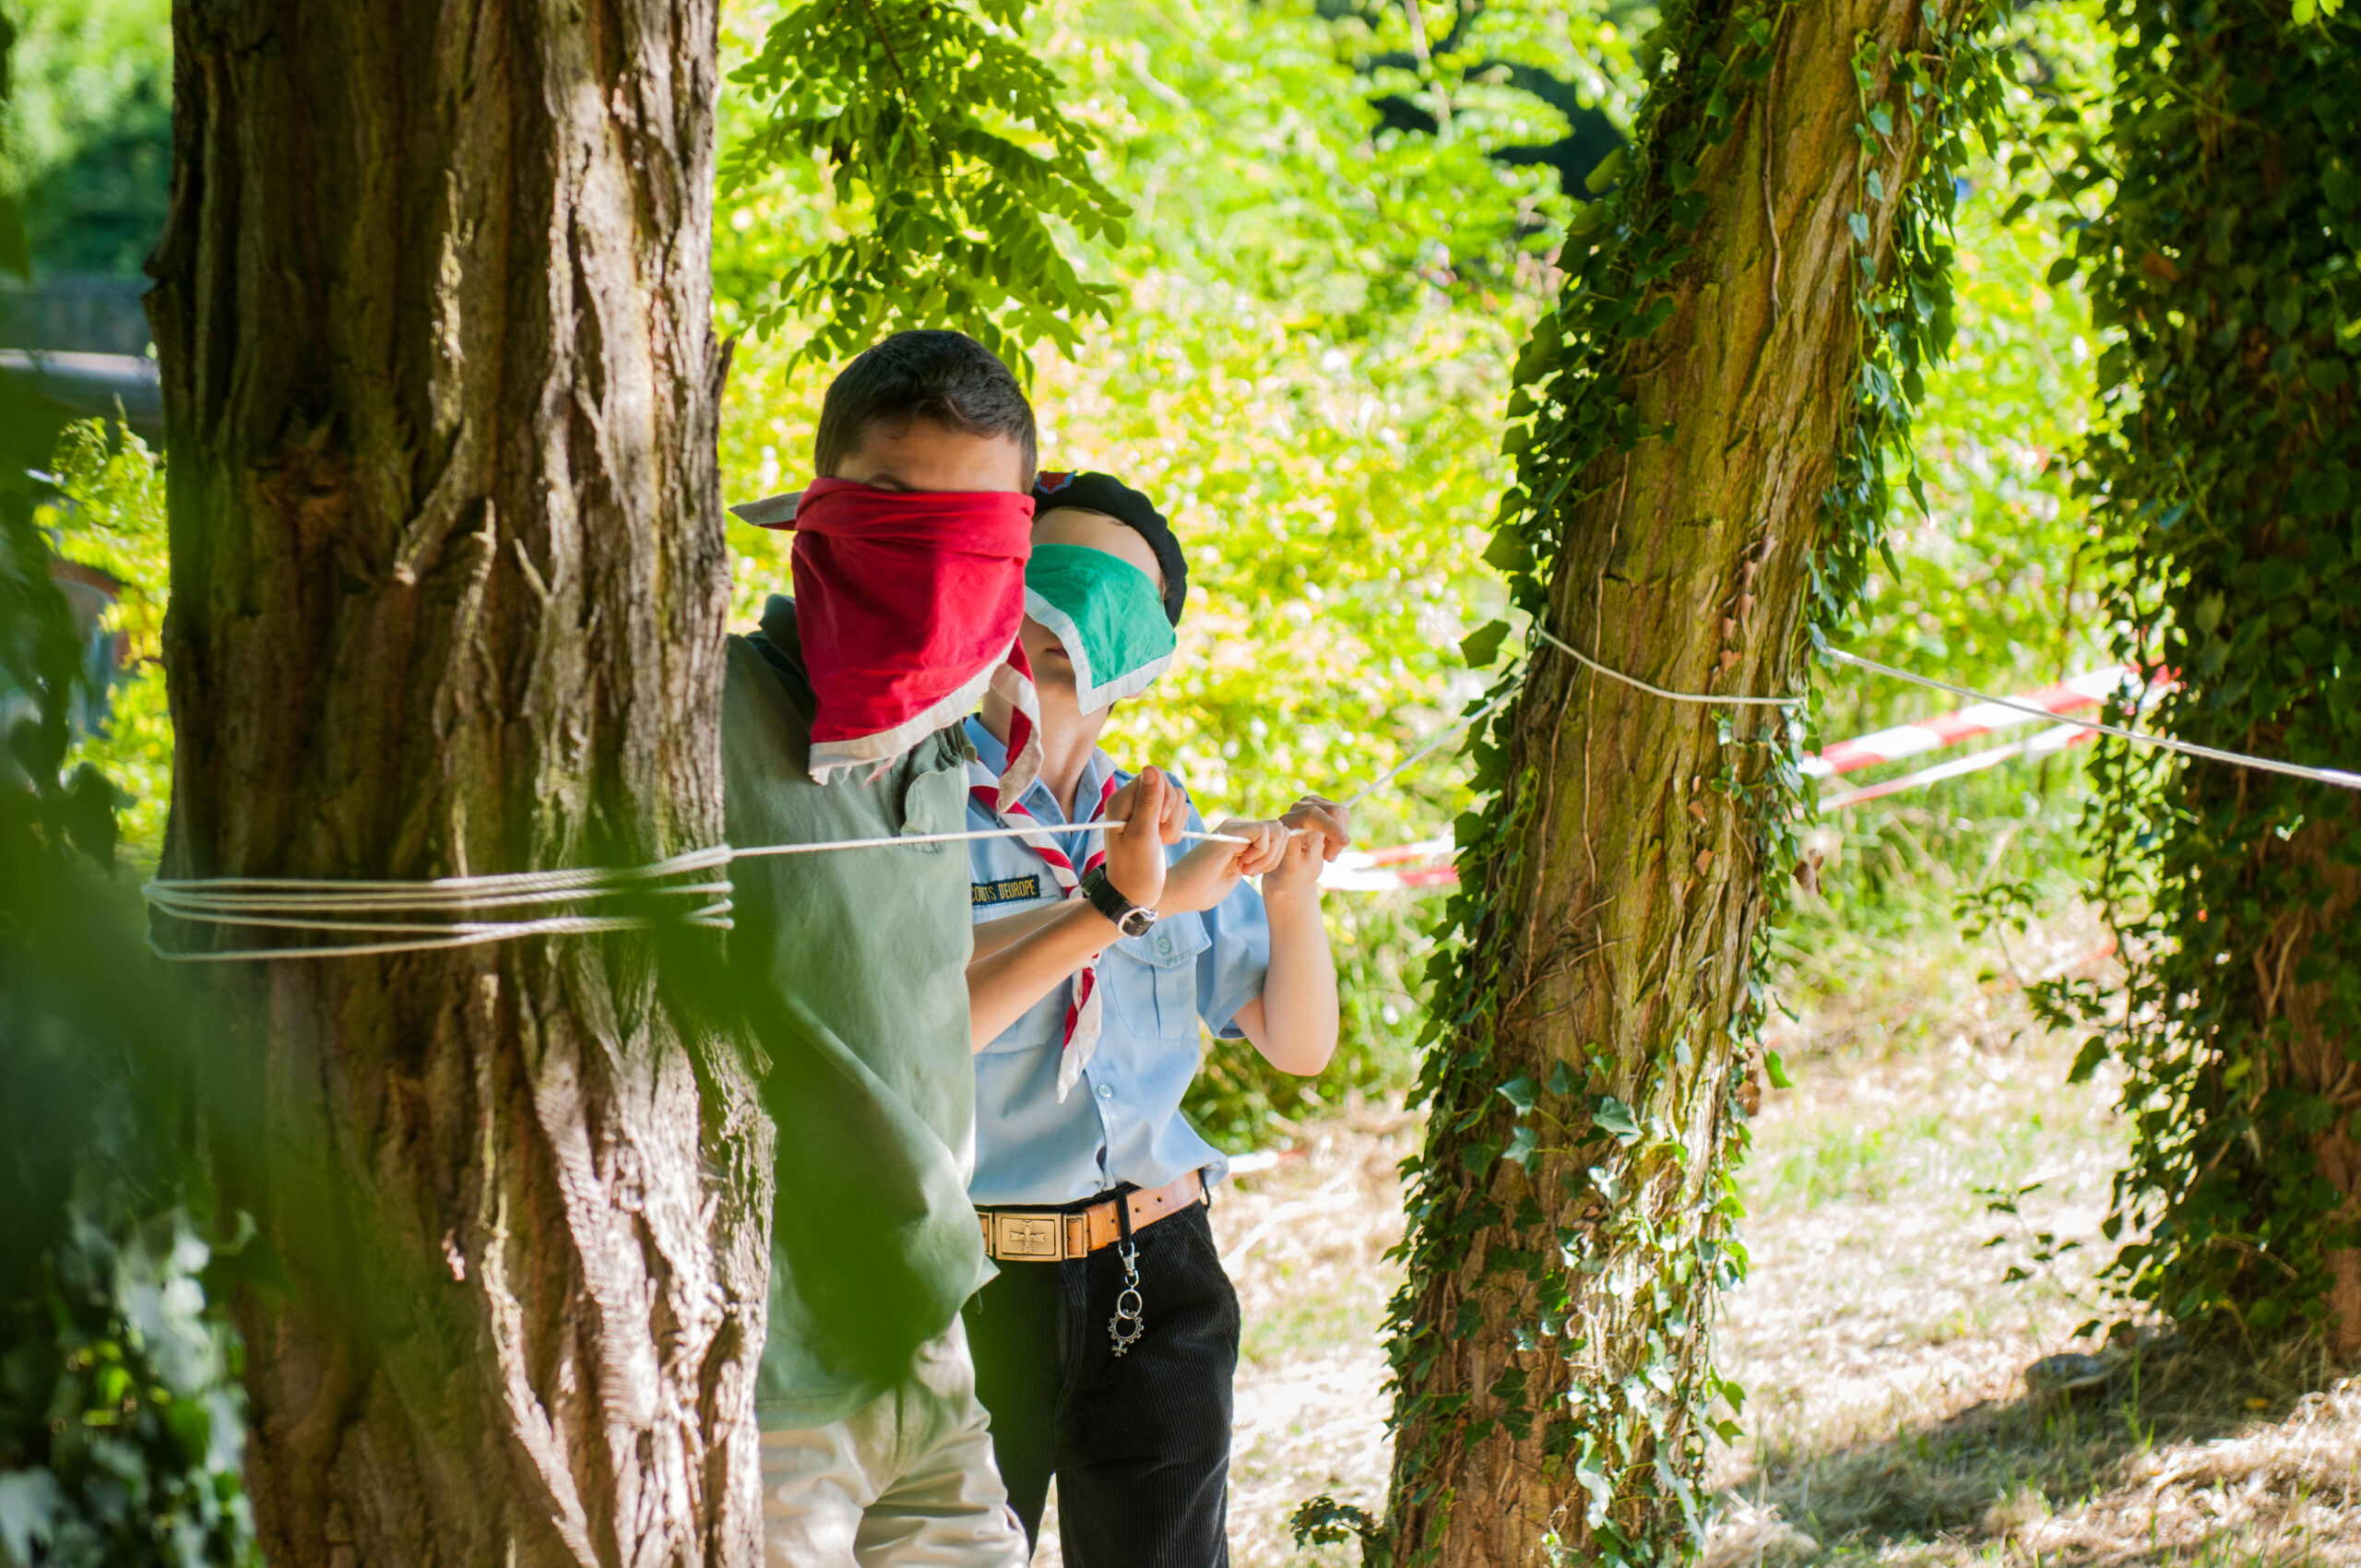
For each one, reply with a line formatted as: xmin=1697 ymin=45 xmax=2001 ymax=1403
xmin=723 ymin=0 xmax=1129 ymax=372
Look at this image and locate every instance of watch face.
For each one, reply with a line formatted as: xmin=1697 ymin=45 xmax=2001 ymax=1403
xmin=1119 ymin=907 xmax=1158 ymax=937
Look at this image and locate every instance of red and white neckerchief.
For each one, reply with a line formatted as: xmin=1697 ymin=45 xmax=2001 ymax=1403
xmin=970 ymin=749 xmax=1121 ymax=1103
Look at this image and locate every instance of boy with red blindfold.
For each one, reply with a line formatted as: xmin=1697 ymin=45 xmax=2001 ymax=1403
xmin=720 ymin=331 xmax=1187 ymax=1567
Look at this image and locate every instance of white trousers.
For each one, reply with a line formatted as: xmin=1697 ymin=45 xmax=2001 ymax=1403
xmin=761 ymin=1318 xmax=1030 ymax=1568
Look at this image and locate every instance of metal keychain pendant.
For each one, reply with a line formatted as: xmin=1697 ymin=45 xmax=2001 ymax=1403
xmin=1108 ymin=1241 xmax=1146 ymax=1356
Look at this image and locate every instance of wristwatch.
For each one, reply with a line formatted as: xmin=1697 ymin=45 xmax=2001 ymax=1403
xmin=1079 ymin=864 xmax=1159 ymax=939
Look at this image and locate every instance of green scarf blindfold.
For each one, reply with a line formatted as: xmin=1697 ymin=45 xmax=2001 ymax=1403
xmin=1024 ymin=543 xmax=1178 ymax=713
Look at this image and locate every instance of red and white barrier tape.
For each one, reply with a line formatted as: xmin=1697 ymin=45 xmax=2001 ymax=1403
xmin=1322 ymin=666 xmax=2157 ymax=892
xmin=1320 ymin=837 xmax=1457 ymax=892
xmin=1813 ymin=720 xmax=2093 ymax=811
xmin=1799 ymin=667 xmax=2136 ymax=778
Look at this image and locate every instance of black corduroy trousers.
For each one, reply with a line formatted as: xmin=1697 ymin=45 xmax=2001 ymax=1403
xmin=960 ymin=1196 xmax=1240 ymax=1568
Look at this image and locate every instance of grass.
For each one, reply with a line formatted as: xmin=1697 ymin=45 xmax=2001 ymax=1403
xmin=1025 ymin=896 xmax=2361 ymax=1566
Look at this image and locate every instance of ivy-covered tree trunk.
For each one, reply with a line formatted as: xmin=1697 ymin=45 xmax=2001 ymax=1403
xmin=148 ymin=5 xmax=768 ymax=1566
xmin=2073 ymin=1 xmax=2361 ymax=1355
xmin=1379 ymin=3 xmax=1989 ymax=1563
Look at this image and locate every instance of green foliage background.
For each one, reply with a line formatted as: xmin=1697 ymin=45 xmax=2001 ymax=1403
xmin=1779 ymin=6 xmax=2118 ymax=999
xmin=0 ymin=0 xmax=170 ymax=277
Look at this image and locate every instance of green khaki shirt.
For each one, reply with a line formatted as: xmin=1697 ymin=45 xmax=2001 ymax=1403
xmin=723 ymin=596 xmax=991 ymax=1429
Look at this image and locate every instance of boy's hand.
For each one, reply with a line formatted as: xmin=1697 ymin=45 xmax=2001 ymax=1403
xmin=1102 ymin=766 xmax=1184 ymax=910
xmin=1263 ymin=795 xmax=1352 ymax=903
xmin=1160 ymin=819 xmax=1287 ymax=915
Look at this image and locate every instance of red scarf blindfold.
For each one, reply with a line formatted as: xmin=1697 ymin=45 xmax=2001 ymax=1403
xmin=767 ymin=477 xmax=1042 ymax=805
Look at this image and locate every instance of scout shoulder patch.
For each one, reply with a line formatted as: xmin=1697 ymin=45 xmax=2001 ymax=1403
xmin=971 ymin=873 xmax=1047 ymax=909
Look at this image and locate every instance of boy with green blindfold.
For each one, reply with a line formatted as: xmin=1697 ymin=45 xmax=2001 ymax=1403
xmin=1021 ymin=539 xmax=1178 ymax=712
xmin=957 ymin=471 xmax=1352 ymax=1564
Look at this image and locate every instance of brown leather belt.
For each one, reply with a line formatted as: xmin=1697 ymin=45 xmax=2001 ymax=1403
xmin=977 ymin=1170 xmax=1205 ymax=1263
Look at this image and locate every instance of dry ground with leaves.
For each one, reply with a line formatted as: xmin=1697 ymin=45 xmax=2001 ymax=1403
xmin=1033 ymin=904 xmax=2361 ymax=1565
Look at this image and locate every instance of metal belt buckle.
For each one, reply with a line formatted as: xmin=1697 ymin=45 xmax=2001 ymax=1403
xmin=992 ymin=1213 xmax=1064 ymax=1261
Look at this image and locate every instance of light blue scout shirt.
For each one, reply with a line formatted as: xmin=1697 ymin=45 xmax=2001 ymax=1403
xmin=963 ymin=716 xmax=1273 ymax=1207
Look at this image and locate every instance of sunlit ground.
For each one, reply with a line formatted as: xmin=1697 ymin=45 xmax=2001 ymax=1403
xmin=1031 ymin=901 xmax=2361 ymax=1566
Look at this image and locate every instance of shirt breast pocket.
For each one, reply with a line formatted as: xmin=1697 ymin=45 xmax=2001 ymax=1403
xmin=898 ymin=748 xmax=967 ymax=851
xmin=1110 ymin=912 xmax=1210 ymax=1041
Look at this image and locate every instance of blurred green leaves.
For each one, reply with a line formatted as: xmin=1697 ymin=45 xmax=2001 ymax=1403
xmin=0 ymin=9 xmax=24 ymax=279
xmin=38 ymin=420 xmax=171 ymax=859
xmin=3 ymin=448 xmax=259 ymax=1567
xmin=5 ymin=14 xmax=251 ymax=1519
xmin=0 ymin=0 xmax=172 ymax=279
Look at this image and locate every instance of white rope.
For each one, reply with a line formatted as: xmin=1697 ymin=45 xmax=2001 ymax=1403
xmin=143 ymin=826 xmax=1260 ymax=962
xmin=1533 ymin=625 xmax=1806 ymax=707
xmin=143 ymin=854 xmax=738 ymax=918
xmin=152 ymin=908 xmax=739 ymax=964
xmin=1334 ymin=612 xmax=1770 ymax=811
xmin=1827 ymin=649 xmax=2361 ymax=793
xmin=156 ymin=631 xmax=2355 ymax=960
xmin=144 ymin=845 xmax=742 ymax=962
xmin=1343 ymin=683 xmax=1520 ymax=809
xmin=727 ymin=824 xmax=1252 ymax=858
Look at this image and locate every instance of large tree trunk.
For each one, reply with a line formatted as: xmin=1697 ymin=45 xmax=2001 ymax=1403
xmin=1382 ymin=3 xmax=1981 ymax=1562
xmin=148 ymin=6 xmax=767 ymax=1566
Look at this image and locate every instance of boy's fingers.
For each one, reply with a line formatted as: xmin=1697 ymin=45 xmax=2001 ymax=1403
xmin=1216 ymin=819 xmax=1286 ymax=875
xmin=1286 ymin=806 xmax=1352 ymax=860
xmin=1283 ymin=795 xmax=1353 ymax=855
xmin=1131 ymin=766 xmax=1165 ymax=837
xmin=1217 ymin=821 xmax=1274 ymax=874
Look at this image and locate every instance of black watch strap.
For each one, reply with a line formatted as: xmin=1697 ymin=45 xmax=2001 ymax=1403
xmin=1080 ymin=864 xmax=1157 ymax=937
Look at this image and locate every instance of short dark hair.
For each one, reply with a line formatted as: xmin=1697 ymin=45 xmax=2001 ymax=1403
xmin=813 ymin=330 xmax=1037 ymax=483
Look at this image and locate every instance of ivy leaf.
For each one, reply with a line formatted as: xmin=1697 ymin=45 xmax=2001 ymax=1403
xmin=1460 ymin=619 xmax=1512 ymax=669
xmin=1498 ymin=1075 xmax=1539 ymax=1116
xmin=1503 ymin=1123 xmax=1541 ymax=1170
xmin=1593 ymin=1097 xmax=1643 ymax=1145
xmin=1763 ymin=1051 xmax=1794 ymax=1090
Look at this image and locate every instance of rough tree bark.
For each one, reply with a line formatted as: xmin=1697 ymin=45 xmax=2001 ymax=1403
xmin=1382 ymin=3 xmax=1979 ymax=1562
xmin=148 ymin=6 xmax=767 ymax=1566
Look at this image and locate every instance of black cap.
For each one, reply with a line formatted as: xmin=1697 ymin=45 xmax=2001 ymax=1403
xmin=1031 ymin=470 xmax=1187 ymax=624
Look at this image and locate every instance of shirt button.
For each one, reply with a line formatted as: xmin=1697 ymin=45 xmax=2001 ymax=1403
xmin=1096 ymin=1083 xmax=1115 ymax=1099
xmin=1156 ymin=935 xmax=1173 ymax=955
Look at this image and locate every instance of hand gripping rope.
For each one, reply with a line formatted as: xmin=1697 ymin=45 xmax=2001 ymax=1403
xmin=143 ymin=626 xmax=2358 ymax=961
